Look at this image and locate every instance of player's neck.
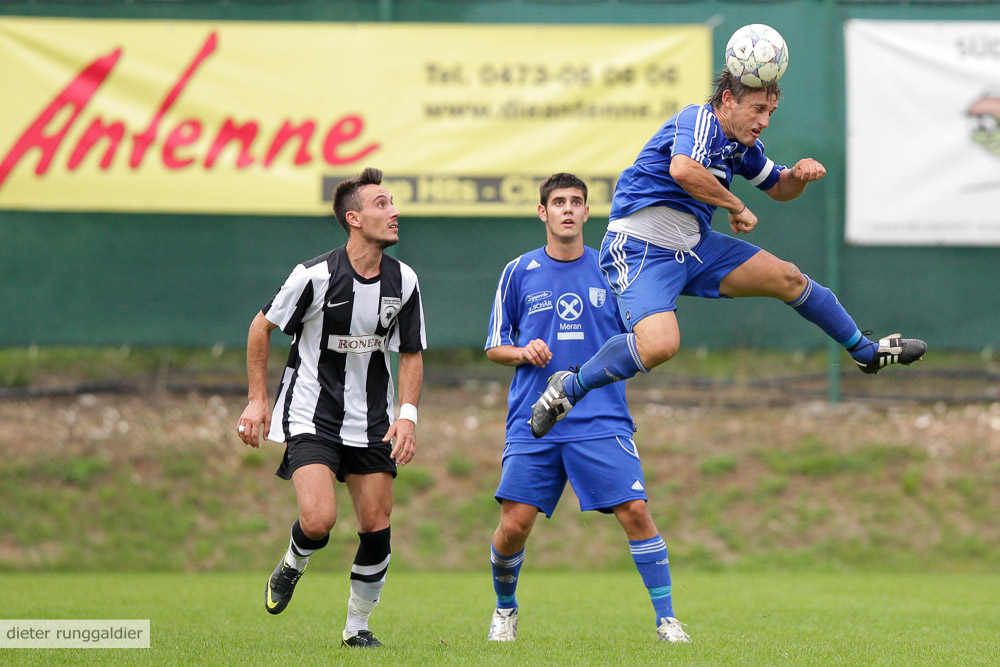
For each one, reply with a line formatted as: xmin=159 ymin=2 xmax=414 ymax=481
xmin=345 ymin=238 xmax=383 ymax=278
xmin=714 ymin=105 xmax=736 ymax=141
xmin=545 ymin=238 xmax=584 ymax=262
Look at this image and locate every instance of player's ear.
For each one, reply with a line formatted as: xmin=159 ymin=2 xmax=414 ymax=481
xmin=538 ymin=204 xmax=548 ymax=222
xmin=345 ymin=209 xmax=362 ymax=229
xmin=722 ymin=89 xmax=736 ymax=108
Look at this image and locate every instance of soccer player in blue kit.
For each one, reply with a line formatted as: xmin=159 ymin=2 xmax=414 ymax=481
xmin=484 ymin=173 xmax=690 ymax=644
xmin=530 ymin=71 xmax=927 ymax=438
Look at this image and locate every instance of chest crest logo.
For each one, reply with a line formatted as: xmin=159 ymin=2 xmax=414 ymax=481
xmin=379 ymin=296 xmax=401 ymax=328
xmin=557 ymin=292 xmax=583 ymax=321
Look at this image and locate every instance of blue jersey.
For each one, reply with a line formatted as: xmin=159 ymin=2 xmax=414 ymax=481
xmin=485 ymin=246 xmax=634 ymax=444
xmin=610 ymin=103 xmax=784 ymax=232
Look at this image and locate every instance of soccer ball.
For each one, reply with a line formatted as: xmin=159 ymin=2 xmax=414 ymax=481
xmin=725 ymin=24 xmax=789 ymax=88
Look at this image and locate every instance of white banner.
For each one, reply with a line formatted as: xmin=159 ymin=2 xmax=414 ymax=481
xmin=845 ymin=20 xmax=1000 ymax=246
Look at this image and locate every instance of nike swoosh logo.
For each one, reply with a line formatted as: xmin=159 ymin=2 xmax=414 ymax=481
xmin=327 ymin=300 xmax=350 ymax=308
xmin=267 ymin=587 xmax=279 ymax=609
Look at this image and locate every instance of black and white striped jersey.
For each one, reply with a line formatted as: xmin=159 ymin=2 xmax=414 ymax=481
xmin=262 ymin=245 xmax=426 ymax=447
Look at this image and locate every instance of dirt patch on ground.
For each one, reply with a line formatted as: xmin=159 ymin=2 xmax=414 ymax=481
xmin=2 ymin=372 xmax=998 ymax=572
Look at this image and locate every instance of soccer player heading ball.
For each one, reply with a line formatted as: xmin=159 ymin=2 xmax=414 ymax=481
xmin=530 ymin=40 xmax=926 ymax=439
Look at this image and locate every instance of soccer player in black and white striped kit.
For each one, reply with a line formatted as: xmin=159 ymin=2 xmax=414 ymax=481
xmin=237 ymin=168 xmax=426 ymax=648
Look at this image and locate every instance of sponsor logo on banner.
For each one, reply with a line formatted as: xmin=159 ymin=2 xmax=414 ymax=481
xmin=379 ymin=297 xmax=401 ymax=328
xmin=0 ymin=18 xmax=710 ymax=216
xmin=968 ymin=90 xmax=1000 ymax=161
xmin=328 ymin=334 xmax=386 ymax=354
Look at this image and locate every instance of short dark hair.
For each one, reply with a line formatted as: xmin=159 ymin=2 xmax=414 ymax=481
xmin=539 ymin=172 xmax=588 ymax=207
xmin=707 ymin=68 xmax=782 ymax=108
xmin=332 ymin=167 xmax=383 ymax=233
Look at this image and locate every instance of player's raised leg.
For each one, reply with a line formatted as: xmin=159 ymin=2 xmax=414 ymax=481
xmin=720 ymin=250 xmax=926 ymax=373
xmin=530 ymin=232 xmax=685 ymax=438
xmin=341 ymin=472 xmax=393 ymax=648
xmin=267 ymin=463 xmax=336 ymax=615
xmin=487 ymin=500 xmax=538 ymax=641
xmin=529 ymin=312 xmax=674 ymax=438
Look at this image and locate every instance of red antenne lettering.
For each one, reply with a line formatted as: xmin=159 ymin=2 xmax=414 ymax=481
xmin=130 ymin=32 xmax=217 ymax=168
xmin=1 ymin=31 xmax=385 ymax=190
xmin=205 ymin=119 xmax=258 ymax=168
xmin=323 ymin=115 xmax=379 ymax=165
xmin=0 ymin=49 xmax=121 ymax=188
xmin=162 ymin=120 xmax=202 ymax=169
xmin=67 ymin=118 xmax=125 ymax=170
xmin=264 ymin=120 xmax=315 ymax=166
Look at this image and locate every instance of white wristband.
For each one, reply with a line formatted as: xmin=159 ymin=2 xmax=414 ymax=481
xmin=399 ymin=403 xmax=418 ymax=425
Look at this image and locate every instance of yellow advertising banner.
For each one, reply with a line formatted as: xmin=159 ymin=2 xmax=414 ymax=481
xmin=0 ymin=18 xmax=710 ymax=216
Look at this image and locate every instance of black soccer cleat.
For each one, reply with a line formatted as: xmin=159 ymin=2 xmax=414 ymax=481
xmin=529 ymin=370 xmax=574 ymax=438
xmin=856 ymin=333 xmax=927 ymax=375
xmin=341 ymin=629 xmax=382 ymax=648
xmin=265 ymin=557 xmax=305 ymax=615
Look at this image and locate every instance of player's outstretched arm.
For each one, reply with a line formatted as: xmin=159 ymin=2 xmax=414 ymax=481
xmin=670 ymin=155 xmax=760 ymax=234
xmin=486 ymin=340 xmax=552 ymax=367
xmin=765 ymin=158 xmax=826 ymax=202
xmin=237 ymin=311 xmax=277 ymax=448
xmin=670 ymin=154 xmax=746 ymax=213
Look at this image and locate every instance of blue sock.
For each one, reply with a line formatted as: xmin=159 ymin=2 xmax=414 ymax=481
xmin=629 ymin=535 xmax=674 ymax=624
xmin=490 ymin=544 xmax=524 ymax=610
xmin=562 ymin=333 xmax=648 ymax=405
xmin=786 ymin=277 xmax=875 ymax=363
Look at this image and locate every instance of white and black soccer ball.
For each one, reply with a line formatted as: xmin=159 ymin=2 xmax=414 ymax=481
xmin=724 ymin=23 xmax=789 ymax=88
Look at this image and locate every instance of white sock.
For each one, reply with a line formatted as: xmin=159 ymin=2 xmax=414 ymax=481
xmin=284 ymin=544 xmax=309 ymax=570
xmin=344 ymin=589 xmax=378 ymax=635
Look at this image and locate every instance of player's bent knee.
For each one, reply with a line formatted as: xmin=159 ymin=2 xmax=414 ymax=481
xmin=498 ymin=515 xmax=534 ymax=543
xmin=783 ymin=262 xmax=806 ymax=291
xmin=762 ymin=261 xmax=806 ymax=301
xmin=639 ymin=338 xmax=679 ymax=368
xmin=614 ymin=499 xmax=655 ymax=534
xmin=633 ymin=313 xmax=681 ymax=368
xmin=357 ymin=513 xmax=391 ymax=534
xmin=502 ymin=519 xmax=533 ymax=541
xmin=299 ymin=511 xmax=336 ymax=538
xmin=615 ymin=499 xmax=651 ymax=520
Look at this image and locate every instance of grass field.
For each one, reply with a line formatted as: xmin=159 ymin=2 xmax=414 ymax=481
xmin=2 ymin=347 xmax=998 ymax=664
xmin=4 ymin=571 xmax=999 ymax=665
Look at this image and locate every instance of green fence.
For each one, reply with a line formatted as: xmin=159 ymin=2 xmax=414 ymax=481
xmin=1 ymin=0 xmax=997 ymax=351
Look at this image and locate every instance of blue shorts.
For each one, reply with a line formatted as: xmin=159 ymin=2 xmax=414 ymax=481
xmin=495 ymin=435 xmax=647 ymax=517
xmin=599 ymin=229 xmax=761 ymax=330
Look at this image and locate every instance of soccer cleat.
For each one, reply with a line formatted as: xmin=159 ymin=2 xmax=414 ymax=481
xmin=265 ymin=557 xmax=305 ymax=615
xmin=487 ymin=607 xmax=518 ymax=641
xmin=529 ymin=371 xmax=574 ymax=438
xmin=855 ymin=333 xmax=927 ymax=375
xmin=341 ymin=629 xmax=382 ymax=648
xmin=656 ymin=616 xmax=691 ymax=643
